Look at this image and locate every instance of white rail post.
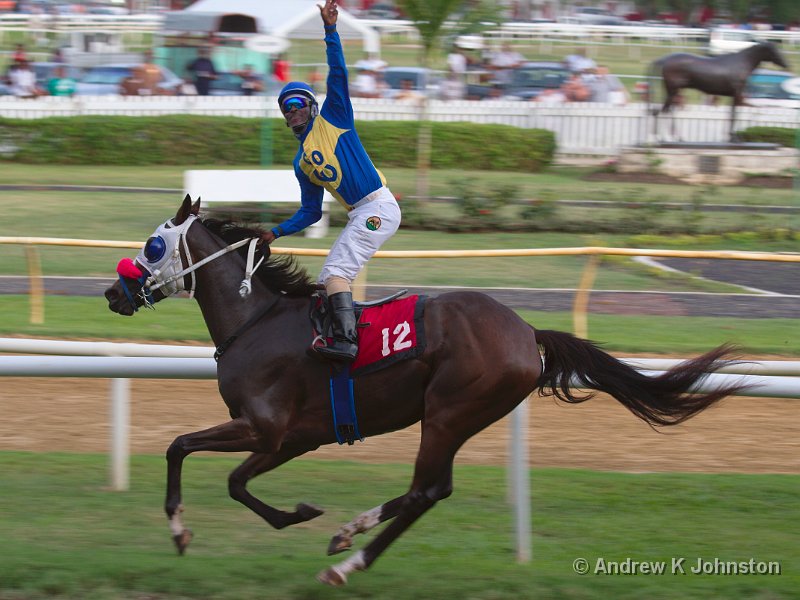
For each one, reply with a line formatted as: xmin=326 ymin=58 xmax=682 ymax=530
xmin=110 ymin=377 xmax=130 ymax=491
xmin=509 ymin=397 xmax=531 ymax=563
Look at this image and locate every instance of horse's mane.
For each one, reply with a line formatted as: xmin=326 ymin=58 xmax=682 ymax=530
xmin=201 ymin=218 xmax=318 ymax=297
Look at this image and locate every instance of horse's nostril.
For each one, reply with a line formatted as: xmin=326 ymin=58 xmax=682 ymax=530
xmin=105 ymin=288 xmax=118 ymax=302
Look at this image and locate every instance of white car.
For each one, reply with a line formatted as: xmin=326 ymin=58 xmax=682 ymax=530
xmin=708 ymin=28 xmax=760 ymax=55
xmin=570 ymin=7 xmax=626 ymax=26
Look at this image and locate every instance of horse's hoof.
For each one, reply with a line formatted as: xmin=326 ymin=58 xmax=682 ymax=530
xmin=327 ymin=534 xmax=352 ymax=555
xmin=173 ymin=529 xmax=193 ymax=555
xmin=317 ymin=566 xmax=347 ymax=587
xmin=296 ymin=503 xmax=324 ymax=522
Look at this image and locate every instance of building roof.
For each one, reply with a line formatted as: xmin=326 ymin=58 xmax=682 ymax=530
xmin=164 ymin=0 xmax=379 ymax=53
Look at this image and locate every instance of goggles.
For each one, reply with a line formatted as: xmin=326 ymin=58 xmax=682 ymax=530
xmin=281 ymin=95 xmax=311 ymax=113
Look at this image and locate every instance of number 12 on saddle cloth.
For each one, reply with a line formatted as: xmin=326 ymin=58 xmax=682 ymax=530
xmin=318 ymin=294 xmax=427 ymax=377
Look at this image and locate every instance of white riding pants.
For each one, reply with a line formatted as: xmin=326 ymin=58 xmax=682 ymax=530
xmin=318 ymin=186 xmax=401 ymax=284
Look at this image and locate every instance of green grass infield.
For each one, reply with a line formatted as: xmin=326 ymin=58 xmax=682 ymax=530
xmin=0 ymin=452 xmax=797 ymax=600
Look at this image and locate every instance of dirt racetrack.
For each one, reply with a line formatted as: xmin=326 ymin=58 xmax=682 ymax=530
xmin=1 ymin=370 xmax=797 ymax=474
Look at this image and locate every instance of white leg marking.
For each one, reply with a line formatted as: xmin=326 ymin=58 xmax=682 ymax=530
xmin=169 ymin=504 xmax=185 ymax=536
xmin=332 ymin=549 xmax=367 ymax=583
xmin=337 ymin=505 xmax=383 ymax=539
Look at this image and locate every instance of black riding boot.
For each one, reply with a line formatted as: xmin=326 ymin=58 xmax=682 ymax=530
xmin=317 ymin=291 xmax=358 ymax=362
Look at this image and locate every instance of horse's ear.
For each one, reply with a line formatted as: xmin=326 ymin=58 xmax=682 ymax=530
xmin=175 ymin=194 xmax=193 ymax=224
xmin=191 ymin=197 xmax=201 ymax=216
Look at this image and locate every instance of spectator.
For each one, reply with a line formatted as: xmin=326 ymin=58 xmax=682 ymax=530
xmin=12 ymin=44 xmax=26 ymax=64
xmin=586 ymin=66 xmax=627 ymax=105
xmin=307 ymin=66 xmax=323 ymax=94
xmin=272 ymin=53 xmax=290 ymax=83
xmin=394 ymin=78 xmax=424 ymax=103
xmin=9 ymin=60 xmax=41 ymax=98
xmin=446 ymin=45 xmax=467 ymax=77
xmin=481 ymin=84 xmax=505 ymax=101
xmin=237 ymin=64 xmax=264 ymax=96
xmin=355 ymin=51 xmax=387 ymax=73
xmin=49 ymin=47 xmax=65 ymax=64
xmin=489 ymin=43 xmax=525 ymax=86
xmin=352 ymin=65 xmax=381 ymax=98
xmin=561 ymin=73 xmax=590 ymax=102
xmin=46 ymin=65 xmax=77 ymax=96
xmin=178 ymin=77 xmax=198 ymax=96
xmin=439 ymin=71 xmax=466 ymax=101
xmin=186 ymin=47 xmax=218 ymax=96
xmin=564 ymin=48 xmax=596 ymax=73
xmin=535 ymin=88 xmax=567 ymax=105
xmin=134 ymin=51 xmax=163 ymax=96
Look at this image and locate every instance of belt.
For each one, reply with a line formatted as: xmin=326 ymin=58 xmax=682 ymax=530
xmin=350 ymin=187 xmax=387 ymax=210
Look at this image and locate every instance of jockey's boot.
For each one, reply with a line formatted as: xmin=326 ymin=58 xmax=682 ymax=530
xmin=316 ymin=291 xmax=358 ymax=362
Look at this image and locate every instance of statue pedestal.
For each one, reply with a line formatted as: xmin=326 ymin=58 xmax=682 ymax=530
xmin=618 ymin=143 xmax=798 ymax=185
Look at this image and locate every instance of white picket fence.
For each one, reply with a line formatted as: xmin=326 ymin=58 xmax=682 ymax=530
xmin=0 ymin=95 xmax=797 ymax=155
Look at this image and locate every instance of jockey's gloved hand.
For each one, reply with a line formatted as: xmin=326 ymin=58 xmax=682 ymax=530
xmin=258 ymin=235 xmax=272 ymax=260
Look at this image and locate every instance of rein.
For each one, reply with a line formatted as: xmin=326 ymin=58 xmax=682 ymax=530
xmin=213 ymin=293 xmax=281 ymax=362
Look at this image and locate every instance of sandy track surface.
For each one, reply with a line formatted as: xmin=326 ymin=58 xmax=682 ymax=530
xmin=1 ymin=377 xmax=797 ymax=474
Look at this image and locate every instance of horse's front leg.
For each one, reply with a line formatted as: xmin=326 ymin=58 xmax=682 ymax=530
xmin=228 ymin=449 xmax=324 ymax=529
xmin=165 ymin=417 xmax=264 ymax=555
xmin=729 ymin=95 xmax=742 ymax=142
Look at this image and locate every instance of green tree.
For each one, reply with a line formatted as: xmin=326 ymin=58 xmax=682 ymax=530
xmin=397 ymin=0 xmax=500 ymax=200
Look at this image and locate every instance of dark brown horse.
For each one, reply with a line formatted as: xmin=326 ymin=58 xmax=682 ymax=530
xmin=104 ymin=196 xmax=746 ymax=586
xmin=649 ymin=42 xmax=789 ymax=141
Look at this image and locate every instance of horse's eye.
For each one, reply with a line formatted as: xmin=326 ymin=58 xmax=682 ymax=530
xmin=144 ymin=236 xmax=167 ymax=263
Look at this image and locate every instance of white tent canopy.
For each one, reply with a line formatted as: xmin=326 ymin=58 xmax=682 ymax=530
xmin=169 ymin=0 xmax=380 ymax=53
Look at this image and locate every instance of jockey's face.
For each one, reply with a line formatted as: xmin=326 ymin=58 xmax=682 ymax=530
xmin=284 ymin=102 xmax=312 ymax=132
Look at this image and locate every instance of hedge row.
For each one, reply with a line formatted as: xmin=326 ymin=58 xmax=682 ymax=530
xmin=0 ymin=116 xmax=555 ymax=172
xmin=738 ymin=126 xmax=798 ymax=147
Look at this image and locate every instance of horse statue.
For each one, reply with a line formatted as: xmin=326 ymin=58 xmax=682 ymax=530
xmin=104 ymin=195 xmax=747 ymax=586
xmin=648 ymin=41 xmax=789 ymax=141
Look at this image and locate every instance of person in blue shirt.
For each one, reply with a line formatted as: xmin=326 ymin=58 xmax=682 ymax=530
xmin=262 ymin=0 xmax=401 ymax=363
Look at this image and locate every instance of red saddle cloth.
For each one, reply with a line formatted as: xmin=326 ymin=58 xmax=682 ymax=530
xmin=350 ymin=294 xmax=426 ymax=376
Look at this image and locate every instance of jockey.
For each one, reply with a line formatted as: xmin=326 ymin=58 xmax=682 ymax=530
xmin=262 ymin=0 xmax=401 ymax=363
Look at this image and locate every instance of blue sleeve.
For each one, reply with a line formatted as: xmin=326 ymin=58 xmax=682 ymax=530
xmin=271 ymin=171 xmax=324 ymax=238
xmin=321 ymin=25 xmax=354 ymax=125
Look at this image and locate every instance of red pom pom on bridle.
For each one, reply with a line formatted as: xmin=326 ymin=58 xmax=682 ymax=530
xmin=117 ymin=257 xmax=143 ymax=279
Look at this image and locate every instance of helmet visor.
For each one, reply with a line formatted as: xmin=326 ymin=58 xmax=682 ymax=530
xmin=281 ymin=95 xmax=311 ymax=113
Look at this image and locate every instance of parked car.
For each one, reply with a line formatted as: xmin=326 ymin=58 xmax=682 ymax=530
xmin=363 ymin=2 xmax=400 ymax=19
xmin=381 ymin=66 xmax=440 ymax=98
xmin=502 ymin=61 xmax=572 ymax=100
xmin=570 ymin=7 xmax=626 ymax=26
xmin=708 ymin=28 xmax=760 ymax=55
xmin=745 ymin=68 xmax=800 ymax=108
xmin=31 ymin=62 xmax=83 ymax=89
xmin=74 ymin=64 xmax=183 ymax=95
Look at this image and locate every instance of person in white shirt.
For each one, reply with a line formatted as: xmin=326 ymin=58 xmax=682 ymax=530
xmin=489 ymin=43 xmax=525 ymax=86
xmin=446 ymin=46 xmax=467 ymax=75
xmin=9 ymin=61 xmax=40 ymax=98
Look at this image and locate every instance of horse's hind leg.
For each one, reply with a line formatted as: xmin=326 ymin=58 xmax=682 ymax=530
xmin=318 ymin=420 xmax=458 ymax=586
xmin=228 ymin=449 xmax=324 ymax=529
xmin=327 ymin=494 xmax=406 ymax=555
xmin=165 ymin=417 xmax=265 ymax=555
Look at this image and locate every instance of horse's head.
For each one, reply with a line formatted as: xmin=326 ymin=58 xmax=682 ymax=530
xmin=105 ymin=194 xmax=201 ymax=316
xmin=760 ymin=41 xmax=789 ymax=70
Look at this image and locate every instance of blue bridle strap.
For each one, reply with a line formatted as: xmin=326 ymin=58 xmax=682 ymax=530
xmin=117 ymin=272 xmax=153 ymax=312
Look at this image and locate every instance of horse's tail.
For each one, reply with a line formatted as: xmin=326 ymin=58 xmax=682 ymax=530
xmin=534 ymin=329 xmax=747 ymax=427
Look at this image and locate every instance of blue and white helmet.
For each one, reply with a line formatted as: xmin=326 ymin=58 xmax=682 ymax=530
xmin=278 ymin=81 xmax=317 ymax=108
xmin=278 ymin=81 xmax=319 ymax=136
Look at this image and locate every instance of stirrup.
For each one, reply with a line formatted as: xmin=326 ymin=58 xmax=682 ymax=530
xmin=315 ymin=341 xmax=358 ymax=362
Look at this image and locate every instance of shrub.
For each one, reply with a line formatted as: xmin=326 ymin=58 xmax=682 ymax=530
xmin=0 ymin=116 xmax=555 ymax=173
xmin=738 ymin=126 xmax=797 ymax=147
